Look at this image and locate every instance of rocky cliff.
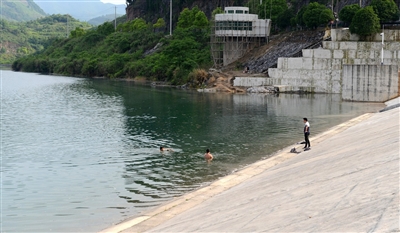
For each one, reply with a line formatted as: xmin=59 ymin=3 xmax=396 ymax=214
xmin=126 ymin=0 xmax=380 ymax=24
xmin=126 ymin=0 xmax=243 ymax=25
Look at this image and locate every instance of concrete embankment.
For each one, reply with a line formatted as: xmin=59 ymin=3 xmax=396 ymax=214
xmin=101 ymin=99 xmax=399 ymax=233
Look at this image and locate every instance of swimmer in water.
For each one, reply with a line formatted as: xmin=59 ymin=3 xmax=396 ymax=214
xmin=160 ymin=146 xmax=173 ymax=152
xmin=204 ymin=149 xmax=213 ymax=161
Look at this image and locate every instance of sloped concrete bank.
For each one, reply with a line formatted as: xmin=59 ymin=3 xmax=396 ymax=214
xmin=100 ymin=98 xmax=399 ymax=233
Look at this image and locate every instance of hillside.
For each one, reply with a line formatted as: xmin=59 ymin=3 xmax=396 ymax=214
xmin=0 ymin=15 xmax=92 ymax=64
xmin=11 ymin=0 xmax=400 ymax=86
xmin=12 ymin=12 xmax=211 ymax=84
xmin=1 ymin=0 xmax=47 ymax=22
xmin=33 ymin=0 xmax=126 ymax=22
xmin=88 ymin=14 xmax=123 ymax=26
xmin=125 ymin=0 xmax=378 ymax=23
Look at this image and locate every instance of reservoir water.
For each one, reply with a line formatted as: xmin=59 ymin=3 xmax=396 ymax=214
xmin=1 ymin=70 xmax=384 ymax=232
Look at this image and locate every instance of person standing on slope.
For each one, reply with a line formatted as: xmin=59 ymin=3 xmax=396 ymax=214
xmin=303 ymin=118 xmax=311 ymax=150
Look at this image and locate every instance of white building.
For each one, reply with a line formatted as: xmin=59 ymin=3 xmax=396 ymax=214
xmin=211 ymin=7 xmax=271 ymax=67
xmin=215 ymin=7 xmax=271 ymax=38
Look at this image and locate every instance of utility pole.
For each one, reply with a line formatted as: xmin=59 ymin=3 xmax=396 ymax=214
xmin=114 ymin=6 xmax=117 ymax=31
xmin=331 ymin=0 xmax=333 ymax=31
xmin=66 ymin=15 xmax=68 ymax=38
xmin=381 ymin=26 xmax=384 ymax=65
xmin=170 ymin=0 xmax=172 ymax=35
xmin=336 ymin=0 xmax=338 ymax=28
xmin=270 ymin=0 xmax=272 ymax=19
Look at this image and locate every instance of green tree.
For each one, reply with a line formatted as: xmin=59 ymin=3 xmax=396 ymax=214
xmin=319 ymin=8 xmax=334 ymax=25
xmin=132 ymin=18 xmax=148 ymax=30
xmin=370 ymin=0 xmax=400 ymax=22
xmin=339 ymin=4 xmax=361 ymax=26
xmin=303 ymin=2 xmax=333 ymax=29
xmin=296 ymin=5 xmax=307 ymax=27
xmin=97 ymin=22 xmax=114 ymax=36
xmin=70 ymin=27 xmax=86 ymax=38
xmin=193 ymin=11 xmax=209 ymax=28
xmin=212 ymin=7 xmax=224 ymax=20
xmin=177 ymin=6 xmax=208 ymax=30
xmin=257 ymin=0 xmax=288 ymax=23
xmin=153 ymin=18 xmax=166 ymax=29
xmin=350 ymin=6 xmax=380 ymax=36
xmin=177 ymin=8 xmax=195 ymax=29
xmin=117 ymin=18 xmax=150 ymax=32
xmin=276 ymin=8 xmax=295 ymax=29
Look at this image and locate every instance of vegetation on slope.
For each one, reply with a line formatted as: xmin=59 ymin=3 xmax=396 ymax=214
xmin=88 ymin=14 xmax=124 ymax=26
xmin=0 ymin=15 xmax=92 ymax=64
xmin=12 ymin=7 xmax=211 ymax=85
xmin=11 ymin=0 xmax=399 ymax=85
xmin=0 ymin=0 xmax=46 ymax=22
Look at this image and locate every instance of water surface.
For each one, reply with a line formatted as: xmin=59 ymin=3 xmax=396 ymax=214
xmin=1 ymin=70 xmax=384 ymax=232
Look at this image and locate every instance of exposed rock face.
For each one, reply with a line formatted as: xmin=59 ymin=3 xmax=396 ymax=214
xmin=126 ymin=0 xmax=239 ymax=25
xmin=126 ymin=0 xmax=151 ymax=22
xmin=126 ymin=0 xmax=376 ymax=24
xmin=244 ymin=30 xmax=325 ymax=74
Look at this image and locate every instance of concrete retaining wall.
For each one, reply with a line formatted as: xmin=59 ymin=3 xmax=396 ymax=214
xmin=277 ymin=57 xmax=343 ymax=70
xmin=303 ymin=48 xmax=400 ymax=60
xmin=223 ymin=38 xmax=259 ymax=66
xmin=322 ymin=41 xmax=400 ymax=51
xmin=331 ymin=29 xmax=400 ymax=42
xmin=234 ymin=33 xmax=400 ymax=101
xmin=342 ymin=58 xmax=400 ymax=66
xmin=232 ymin=77 xmax=270 ymax=86
xmin=267 ymin=69 xmax=342 ymax=93
xmin=223 ymin=39 xmax=247 ymax=66
xmin=342 ymin=65 xmax=399 ymax=102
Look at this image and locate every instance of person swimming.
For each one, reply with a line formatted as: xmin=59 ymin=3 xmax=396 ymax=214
xmin=160 ymin=146 xmax=173 ymax=152
xmin=204 ymin=148 xmax=213 ymax=161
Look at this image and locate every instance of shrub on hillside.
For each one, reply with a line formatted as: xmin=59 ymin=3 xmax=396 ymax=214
xmin=370 ymin=0 xmax=400 ymax=22
xmin=350 ymin=6 xmax=380 ymax=37
xmin=188 ymin=69 xmax=209 ymax=88
xmin=339 ymin=4 xmax=361 ymax=26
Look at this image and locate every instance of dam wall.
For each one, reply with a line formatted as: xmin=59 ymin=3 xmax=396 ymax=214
xmin=342 ymin=65 xmax=399 ymax=102
xmin=237 ymin=29 xmax=400 ymax=101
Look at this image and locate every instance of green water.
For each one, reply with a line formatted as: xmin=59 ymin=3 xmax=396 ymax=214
xmin=1 ymin=70 xmax=384 ymax=232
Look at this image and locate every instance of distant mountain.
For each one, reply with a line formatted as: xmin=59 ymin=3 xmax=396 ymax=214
xmin=87 ymin=14 xmax=123 ymax=26
xmin=33 ymin=0 xmax=126 ymax=22
xmin=1 ymin=0 xmax=47 ymax=22
xmin=1 ymin=14 xmax=92 ymax=64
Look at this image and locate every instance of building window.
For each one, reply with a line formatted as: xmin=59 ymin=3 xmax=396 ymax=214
xmin=216 ymin=21 xmax=253 ymax=31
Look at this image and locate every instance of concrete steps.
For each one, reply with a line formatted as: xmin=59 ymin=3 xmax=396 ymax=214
xmin=266 ymin=29 xmax=400 ymax=99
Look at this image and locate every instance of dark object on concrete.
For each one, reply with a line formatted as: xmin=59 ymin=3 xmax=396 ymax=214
xmin=379 ymin=103 xmax=400 ymax=112
xmin=290 ymin=148 xmax=301 ymax=154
